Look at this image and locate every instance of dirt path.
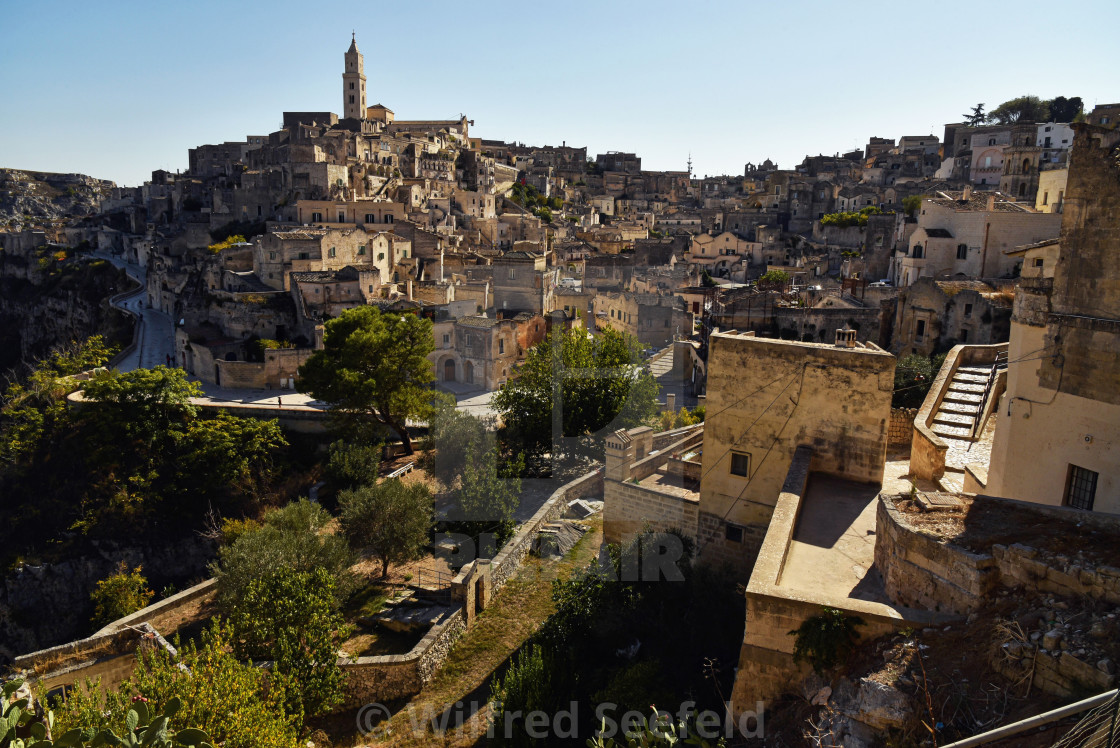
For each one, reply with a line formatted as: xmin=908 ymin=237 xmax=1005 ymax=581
xmin=339 ymin=517 xmax=603 ymax=747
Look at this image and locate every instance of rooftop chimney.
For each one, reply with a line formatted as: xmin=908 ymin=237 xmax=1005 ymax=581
xmin=987 ymin=195 xmax=996 ymax=211
xmin=962 ymin=185 xmax=973 ymax=202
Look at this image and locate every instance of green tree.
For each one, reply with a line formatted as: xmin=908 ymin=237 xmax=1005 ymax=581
xmin=902 ymin=194 xmax=923 ymax=218
xmin=756 ymin=269 xmax=791 ymax=291
xmin=456 ymin=438 xmax=524 ymax=529
xmin=962 ymin=103 xmax=986 ymax=126
xmin=211 ymin=499 xmax=353 ymax=610
xmin=493 ymin=327 xmax=659 ymax=462
xmin=338 ymin=478 xmax=432 ymax=578
xmin=324 ymin=439 xmax=381 ymax=492
xmin=230 ymin=567 xmax=351 ymax=719
xmin=48 ymin=622 xmax=300 ymax=748
xmin=90 ymin=562 xmax=153 ymax=627
xmin=893 ymin=352 xmax=945 ymax=409
xmin=1047 ymin=95 xmax=1084 ymax=122
xmin=987 ymin=95 xmax=1048 ymax=124
xmin=80 ymin=366 xmax=200 ymax=446
xmin=297 ymin=306 xmax=434 ymax=453
xmin=422 ymin=395 xmax=489 ymax=489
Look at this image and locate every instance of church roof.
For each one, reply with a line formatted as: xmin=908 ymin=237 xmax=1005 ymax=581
xmin=347 ymin=34 xmax=359 ymax=54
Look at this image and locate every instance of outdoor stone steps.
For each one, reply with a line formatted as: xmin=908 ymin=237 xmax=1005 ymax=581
xmin=932 ymin=423 xmax=973 ymax=438
xmin=943 ymin=391 xmax=983 ymax=404
xmin=957 ymin=366 xmax=991 ymax=376
xmin=953 ymin=372 xmax=989 ymax=384
xmin=948 ymin=381 xmax=986 ymax=394
xmin=938 ymin=401 xmax=980 ymax=415
xmin=934 ymin=411 xmax=976 ymax=426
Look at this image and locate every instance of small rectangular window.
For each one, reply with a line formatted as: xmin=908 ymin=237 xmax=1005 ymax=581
xmin=725 ymin=524 xmax=744 ymax=543
xmin=957 ymin=245 xmax=968 ymax=260
xmin=964 ymin=304 xmax=973 ymax=317
xmin=916 ymin=320 xmax=926 ymax=339
xmin=1065 ymin=465 xmax=1098 ymax=511
xmin=730 ymin=452 xmax=750 ymax=477
xmin=1033 ymin=258 xmax=1044 ymax=268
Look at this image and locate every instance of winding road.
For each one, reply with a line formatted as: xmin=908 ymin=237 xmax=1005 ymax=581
xmin=91 ymin=252 xmax=175 ymax=372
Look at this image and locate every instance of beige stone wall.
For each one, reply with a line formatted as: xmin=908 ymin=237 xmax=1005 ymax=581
xmin=700 ymin=332 xmax=894 ymax=536
xmin=602 ymin=480 xmax=699 ymax=546
xmin=876 ymin=496 xmax=1120 ymax=617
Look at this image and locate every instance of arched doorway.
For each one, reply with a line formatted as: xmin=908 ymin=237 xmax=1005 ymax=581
xmin=464 ymin=361 xmax=474 ymax=385
xmin=443 ymin=358 xmax=456 ymax=382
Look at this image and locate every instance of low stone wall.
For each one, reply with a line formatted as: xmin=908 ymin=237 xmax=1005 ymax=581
xmin=339 ymin=608 xmax=466 ymax=708
xmin=876 ymin=495 xmax=1120 ymax=618
xmin=992 ymin=543 xmax=1120 ymax=605
xmin=94 ymin=578 xmax=216 ymax=637
xmin=603 ymin=480 xmax=699 ymax=545
xmin=993 ymin=642 xmax=1116 ymax=699
xmin=341 ymin=465 xmax=605 ymax=707
xmin=16 ymin=623 xmax=177 ymax=696
xmin=491 ymin=468 xmax=604 ymax=591
xmin=875 ymin=498 xmax=998 ymax=615
xmin=888 ymin=408 xmax=917 ymax=447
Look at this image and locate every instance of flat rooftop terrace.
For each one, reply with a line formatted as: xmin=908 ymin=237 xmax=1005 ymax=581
xmin=779 ymin=474 xmax=891 ymax=605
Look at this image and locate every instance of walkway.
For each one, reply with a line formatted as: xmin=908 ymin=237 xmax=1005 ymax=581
xmin=90 ymin=252 xmax=175 ymax=372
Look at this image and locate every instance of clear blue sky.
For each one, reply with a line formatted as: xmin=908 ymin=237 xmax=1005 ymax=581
xmin=2 ymin=0 xmax=1117 ymax=186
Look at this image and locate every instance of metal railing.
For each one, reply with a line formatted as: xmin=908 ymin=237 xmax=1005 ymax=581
xmin=941 ymin=689 xmax=1119 ymax=748
xmin=412 ymin=567 xmax=454 ymax=601
xmin=971 ymin=350 xmax=1008 ymax=439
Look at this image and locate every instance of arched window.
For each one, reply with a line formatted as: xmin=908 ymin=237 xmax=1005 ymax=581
xmin=1022 ymin=158 xmax=1031 ymax=173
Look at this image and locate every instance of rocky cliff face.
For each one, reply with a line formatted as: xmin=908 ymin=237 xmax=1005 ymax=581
xmin=0 ymin=169 xmax=114 ymax=231
xmin=0 ymin=537 xmax=216 ymax=660
xmin=0 ymin=250 xmax=133 ymax=376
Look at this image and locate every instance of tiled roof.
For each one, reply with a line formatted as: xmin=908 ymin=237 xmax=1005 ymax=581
xmin=456 ymin=316 xmax=501 ymax=329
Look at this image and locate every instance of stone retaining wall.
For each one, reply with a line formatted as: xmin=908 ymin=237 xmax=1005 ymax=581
xmin=491 ymin=468 xmax=604 ymax=591
xmin=875 ymin=498 xmax=998 ymax=615
xmin=876 ymin=495 xmax=1120 ymax=617
xmin=341 ymin=464 xmax=604 ymax=706
xmin=888 ymin=408 xmax=917 ymax=446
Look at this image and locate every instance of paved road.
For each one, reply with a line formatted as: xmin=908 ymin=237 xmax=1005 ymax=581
xmin=87 ymin=251 xmax=497 ymax=420
xmin=91 ymin=252 xmax=175 ymax=372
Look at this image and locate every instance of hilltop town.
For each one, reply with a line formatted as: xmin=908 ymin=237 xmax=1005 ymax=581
xmin=1 ymin=36 xmax=1119 ymax=748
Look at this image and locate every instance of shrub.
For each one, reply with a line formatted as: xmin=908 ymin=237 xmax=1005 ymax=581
xmin=230 ymin=567 xmax=351 ymax=720
xmin=48 ymin=622 xmax=300 ymax=747
xmin=211 ymin=499 xmax=353 ymax=610
xmin=90 ymin=562 xmax=153 ymax=626
xmin=789 ymin=606 xmax=864 ymax=673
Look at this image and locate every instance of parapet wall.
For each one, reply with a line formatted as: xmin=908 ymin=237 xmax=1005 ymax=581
xmin=876 ymin=495 xmax=1120 ymax=616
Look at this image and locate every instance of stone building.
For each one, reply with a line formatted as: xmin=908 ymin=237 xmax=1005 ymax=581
xmin=491 ymin=250 xmax=557 ymax=315
xmin=253 ymin=227 xmax=410 ymax=291
xmin=431 ymin=313 xmax=546 ymax=391
xmin=892 ymin=190 xmax=1061 ymax=287
xmin=984 ymin=124 xmax=1120 ymax=513
xmin=601 ymin=331 xmax=894 ymax=578
xmin=892 ymin=277 xmax=1012 ymax=356
xmin=592 ymin=291 xmax=692 ymax=349
xmin=697 ymin=331 xmax=895 ymax=570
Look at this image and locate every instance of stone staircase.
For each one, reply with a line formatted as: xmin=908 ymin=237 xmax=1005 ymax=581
xmin=930 ymin=365 xmax=989 ymax=440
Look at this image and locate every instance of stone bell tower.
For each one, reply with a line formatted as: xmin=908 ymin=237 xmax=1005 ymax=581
xmin=343 ymin=33 xmax=366 ymax=121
